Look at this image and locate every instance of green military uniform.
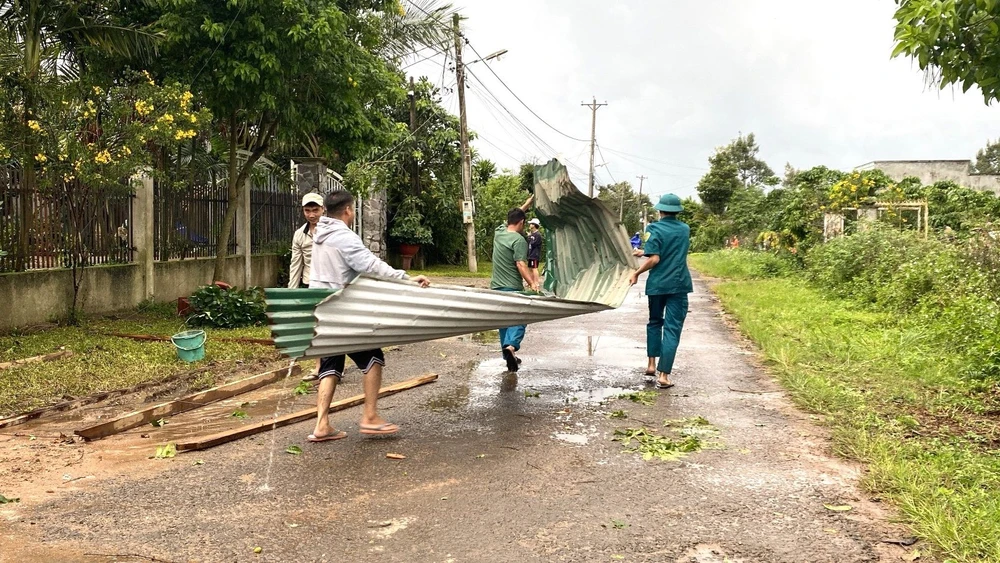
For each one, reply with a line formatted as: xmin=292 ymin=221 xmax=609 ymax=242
xmin=641 ymin=195 xmax=693 ymax=375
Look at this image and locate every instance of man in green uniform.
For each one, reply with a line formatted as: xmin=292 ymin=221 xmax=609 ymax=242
xmin=629 ymin=193 xmax=693 ymax=389
xmin=491 ymin=196 xmax=539 ymax=372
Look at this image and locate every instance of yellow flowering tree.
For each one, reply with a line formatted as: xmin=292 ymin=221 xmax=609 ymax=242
xmin=2 ymin=74 xmax=210 ymax=321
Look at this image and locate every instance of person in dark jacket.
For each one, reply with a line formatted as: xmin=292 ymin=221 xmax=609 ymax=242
xmin=526 ymin=218 xmax=543 ymax=286
xmin=629 ymin=194 xmax=693 ymax=389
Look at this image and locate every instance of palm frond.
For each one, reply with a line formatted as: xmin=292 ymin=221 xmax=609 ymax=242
xmin=381 ymin=0 xmax=457 ymax=59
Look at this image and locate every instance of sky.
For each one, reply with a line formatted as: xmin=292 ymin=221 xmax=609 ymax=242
xmin=404 ymin=0 xmax=1000 ymax=201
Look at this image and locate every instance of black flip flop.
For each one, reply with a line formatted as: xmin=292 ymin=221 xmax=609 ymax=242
xmin=502 ymin=347 xmax=520 ymax=372
xmin=655 ymin=381 xmax=675 ymax=389
xmin=643 ymin=370 xmax=655 ymax=378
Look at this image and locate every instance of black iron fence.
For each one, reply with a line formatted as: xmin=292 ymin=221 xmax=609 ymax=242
xmin=153 ymin=170 xmax=235 ymax=261
xmin=251 ymin=170 xmax=300 ymax=254
xmin=0 ymin=167 xmax=134 ymax=273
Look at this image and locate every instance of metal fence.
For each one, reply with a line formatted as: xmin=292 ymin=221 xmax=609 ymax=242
xmin=0 ymin=167 xmax=134 ymax=272
xmin=251 ymin=170 xmax=300 ymax=254
xmin=153 ymin=170 xmax=235 ymax=261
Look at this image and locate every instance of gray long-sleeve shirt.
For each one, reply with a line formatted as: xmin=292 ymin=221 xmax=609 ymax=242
xmin=308 ymin=216 xmax=408 ymax=290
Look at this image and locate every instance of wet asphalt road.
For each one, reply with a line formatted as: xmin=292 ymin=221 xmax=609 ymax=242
xmin=5 ymin=275 xmax=913 ymax=562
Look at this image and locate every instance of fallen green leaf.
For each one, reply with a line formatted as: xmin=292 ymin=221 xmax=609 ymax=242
xmin=293 ymin=380 xmax=311 ymax=396
xmin=150 ymin=418 xmax=168 ymax=428
xmin=611 ymin=518 xmax=628 ymax=529
xmin=193 ymin=460 xmax=204 ymax=466
xmin=823 ymin=504 xmax=853 ymax=512
xmin=617 ymin=391 xmax=656 ymax=406
xmin=231 ymin=409 xmax=249 ymax=419
xmin=524 ymin=390 xmax=541 ymax=398
xmin=285 ymin=445 xmax=302 ymax=455
xmin=253 ymin=546 xmax=262 ymax=554
xmin=0 ymin=494 xmax=20 ymax=504
xmin=153 ymin=443 xmax=176 ymax=459
xmin=607 ymin=410 xmax=628 ymax=419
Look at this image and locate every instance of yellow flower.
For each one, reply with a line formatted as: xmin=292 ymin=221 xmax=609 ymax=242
xmin=27 ymin=120 xmax=42 ymax=132
xmin=180 ymin=91 xmax=193 ymax=109
xmin=94 ymin=150 xmax=112 ymax=165
xmin=73 ymin=160 xmax=82 ymax=171
xmin=63 ymin=174 xmax=75 ymax=183
xmin=92 ymin=86 xmax=104 ymax=96
xmin=175 ymin=129 xmax=197 ymax=141
xmin=187 ymin=113 xmax=197 ymax=124
xmin=135 ymin=100 xmax=154 ymax=116
xmin=142 ymin=70 xmax=155 ymax=86
xmin=121 ymin=146 xmax=132 ymax=156
xmin=158 ymin=113 xmax=174 ymax=124
xmin=35 ymin=153 xmax=47 ymax=163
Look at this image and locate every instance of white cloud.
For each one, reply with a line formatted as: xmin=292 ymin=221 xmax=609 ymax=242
xmin=405 ymin=0 xmax=1000 ymax=199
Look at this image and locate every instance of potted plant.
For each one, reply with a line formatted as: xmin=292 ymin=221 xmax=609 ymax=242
xmin=390 ymin=197 xmax=433 ymax=269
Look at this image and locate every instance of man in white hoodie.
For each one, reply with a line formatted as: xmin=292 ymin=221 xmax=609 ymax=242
xmin=307 ymin=190 xmax=430 ymax=442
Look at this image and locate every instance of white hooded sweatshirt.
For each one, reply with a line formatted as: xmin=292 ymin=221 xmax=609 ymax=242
xmin=308 ymin=216 xmax=408 ymax=290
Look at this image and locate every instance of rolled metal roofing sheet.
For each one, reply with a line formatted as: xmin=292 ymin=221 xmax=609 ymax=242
xmin=265 ymin=159 xmax=636 ymax=359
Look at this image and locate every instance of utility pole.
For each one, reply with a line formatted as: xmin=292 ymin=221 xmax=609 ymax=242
xmin=636 ymin=175 xmax=648 ymax=228
xmin=581 ymin=97 xmax=607 ymax=198
xmin=408 ymin=76 xmax=420 ymax=196
xmin=454 ymin=13 xmax=477 ymax=273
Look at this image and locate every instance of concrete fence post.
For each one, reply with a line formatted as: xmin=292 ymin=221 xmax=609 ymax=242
xmin=133 ymin=172 xmax=155 ymax=300
xmin=236 ymin=176 xmax=252 ymax=287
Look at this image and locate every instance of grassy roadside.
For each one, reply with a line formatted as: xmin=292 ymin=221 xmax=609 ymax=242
xmin=408 ymin=262 xmax=493 ymax=279
xmin=0 ymin=305 xmax=277 ymax=417
xmin=690 ymin=253 xmax=1000 ymax=563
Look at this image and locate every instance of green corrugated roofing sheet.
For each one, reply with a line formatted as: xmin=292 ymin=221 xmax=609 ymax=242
xmin=264 ymin=159 xmax=637 ymax=358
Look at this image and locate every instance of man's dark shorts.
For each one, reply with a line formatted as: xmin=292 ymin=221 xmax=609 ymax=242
xmin=318 ymin=349 xmax=385 ymax=381
xmin=528 ymin=259 xmax=540 ymax=268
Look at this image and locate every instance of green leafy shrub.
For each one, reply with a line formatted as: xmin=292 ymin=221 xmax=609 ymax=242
xmin=186 ymin=285 xmax=266 ymax=329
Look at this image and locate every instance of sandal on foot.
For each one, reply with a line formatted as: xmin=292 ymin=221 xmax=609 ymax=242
xmin=360 ymin=422 xmax=399 ymax=435
xmin=655 ymin=381 xmax=675 ymax=389
xmin=308 ymin=430 xmax=347 ymax=442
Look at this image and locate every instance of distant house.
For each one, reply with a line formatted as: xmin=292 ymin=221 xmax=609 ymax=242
xmin=854 ymin=160 xmax=1000 ymax=195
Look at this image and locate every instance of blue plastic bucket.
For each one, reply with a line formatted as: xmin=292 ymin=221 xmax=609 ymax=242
xmin=171 ymin=330 xmax=206 ymax=362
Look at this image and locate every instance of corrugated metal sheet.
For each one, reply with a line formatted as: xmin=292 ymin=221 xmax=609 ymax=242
xmin=266 ymin=276 xmax=607 ymax=358
xmin=264 ymin=160 xmax=638 ymax=359
xmin=535 ymin=159 xmax=638 ymax=307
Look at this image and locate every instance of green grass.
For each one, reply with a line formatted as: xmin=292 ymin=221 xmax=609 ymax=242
xmin=690 ymin=250 xmax=798 ymax=280
xmin=0 ymin=307 xmax=275 ymax=417
xmin=408 ymin=262 xmax=493 ymax=279
xmin=694 ymin=254 xmax=1000 ymax=562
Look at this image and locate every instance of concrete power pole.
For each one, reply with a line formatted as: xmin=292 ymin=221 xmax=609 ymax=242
xmin=581 ymin=97 xmax=607 ymax=198
xmin=636 ymin=175 xmax=648 ymax=228
xmin=454 ymin=13 xmax=477 ymax=273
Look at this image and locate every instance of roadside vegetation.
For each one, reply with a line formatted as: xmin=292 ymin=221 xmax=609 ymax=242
xmin=0 ymin=303 xmax=278 ymax=417
xmin=691 ymin=235 xmax=1000 ymax=562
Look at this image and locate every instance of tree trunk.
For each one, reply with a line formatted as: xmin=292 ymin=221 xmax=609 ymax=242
xmin=211 ymin=112 xmax=240 ymax=283
xmin=212 ymin=113 xmax=278 ymax=283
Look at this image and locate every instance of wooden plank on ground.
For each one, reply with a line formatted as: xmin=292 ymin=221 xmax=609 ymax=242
xmin=0 ymin=367 xmax=211 ymax=430
xmin=175 ymin=373 xmax=438 ymax=452
xmin=0 ymin=349 xmax=73 ymax=371
xmin=74 ymin=364 xmax=302 ymax=441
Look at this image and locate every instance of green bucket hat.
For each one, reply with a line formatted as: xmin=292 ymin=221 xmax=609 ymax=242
xmin=654 ymin=193 xmax=683 ymax=213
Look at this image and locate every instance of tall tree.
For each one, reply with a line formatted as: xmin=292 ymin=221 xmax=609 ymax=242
xmin=893 ymin=0 xmax=1000 ymax=104
xmin=149 ymin=0 xmax=455 ymax=281
xmin=971 ymin=139 xmax=1000 ymax=175
xmin=696 ymin=132 xmax=777 ymax=214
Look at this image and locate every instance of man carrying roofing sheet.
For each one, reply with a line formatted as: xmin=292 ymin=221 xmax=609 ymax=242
xmin=306 ymin=190 xmax=431 ymax=442
xmin=491 ymin=196 xmax=539 ymax=373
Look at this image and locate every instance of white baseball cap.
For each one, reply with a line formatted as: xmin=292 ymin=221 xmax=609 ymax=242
xmin=528 ymin=218 xmax=541 ymax=226
xmin=301 ymin=193 xmax=324 ymax=207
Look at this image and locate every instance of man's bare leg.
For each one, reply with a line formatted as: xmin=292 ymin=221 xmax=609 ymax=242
xmin=645 ymin=357 xmax=657 ymax=375
xmin=359 ymin=364 xmax=398 ymax=433
xmin=311 ymin=376 xmax=343 ymax=439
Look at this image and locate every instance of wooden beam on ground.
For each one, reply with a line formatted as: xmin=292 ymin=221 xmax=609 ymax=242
xmin=0 ymin=349 xmax=73 ymax=371
xmin=74 ymin=364 xmax=302 ymax=441
xmin=105 ymin=333 xmax=274 ymax=346
xmin=175 ymin=373 xmax=438 ymax=453
xmin=0 ymin=367 xmax=211 ymax=430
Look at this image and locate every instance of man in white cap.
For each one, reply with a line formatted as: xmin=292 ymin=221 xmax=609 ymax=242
xmin=526 ymin=217 xmax=543 ymax=287
xmin=289 ymin=192 xmax=325 ymax=381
